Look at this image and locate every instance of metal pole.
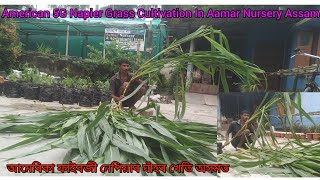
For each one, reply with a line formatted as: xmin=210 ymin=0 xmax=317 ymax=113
xmin=103 ymin=45 xmax=106 ymax=59
xmin=65 ymin=25 xmax=70 ymax=60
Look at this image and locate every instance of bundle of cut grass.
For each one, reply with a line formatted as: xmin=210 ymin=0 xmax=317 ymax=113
xmin=0 ymin=102 xmax=216 ymax=176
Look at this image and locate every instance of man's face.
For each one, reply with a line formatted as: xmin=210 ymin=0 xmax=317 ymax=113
xmin=240 ymin=113 xmax=250 ymax=122
xmin=119 ymin=63 xmax=130 ymax=73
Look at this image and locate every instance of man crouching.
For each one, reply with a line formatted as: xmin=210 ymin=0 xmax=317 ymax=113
xmin=109 ymin=59 xmax=147 ymax=109
xmin=222 ymin=110 xmax=256 ymax=150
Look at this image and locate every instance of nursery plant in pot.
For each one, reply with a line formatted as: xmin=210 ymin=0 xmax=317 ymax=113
xmin=285 ymin=132 xmax=293 ymax=139
xmin=298 ymin=133 xmax=306 ymax=139
xmin=4 ymin=73 xmax=21 ymax=98
xmin=23 ymin=68 xmax=41 ymax=100
xmin=20 ymin=66 xmax=35 ymax=97
xmin=18 ymin=80 xmax=30 ymax=97
xmin=77 ymin=78 xmax=94 ymax=107
xmin=53 ymin=82 xmax=62 ymax=102
xmin=39 ymin=75 xmax=56 ymax=102
xmin=312 ymin=126 xmax=320 ymax=141
xmin=100 ymin=80 xmax=110 ymax=103
xmin=93 ymin=81 xmax=105 ymax=106
xmin=59 ymin=77 xmax=74 ymax=105
xmin=306 ymin=126 xmax=314 ymax=140
xmin=73 ymin=78 xmax=86 ymax=104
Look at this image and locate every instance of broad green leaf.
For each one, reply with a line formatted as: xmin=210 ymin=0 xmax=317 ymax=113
xmin=99 ymin=133 xmax=110 ymax=157
xmin=63 ymin=149 xmax=80 ymax=164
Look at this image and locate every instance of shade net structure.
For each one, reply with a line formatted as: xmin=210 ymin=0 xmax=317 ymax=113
xmin=13 ymin=17 xmax=167 ymax=59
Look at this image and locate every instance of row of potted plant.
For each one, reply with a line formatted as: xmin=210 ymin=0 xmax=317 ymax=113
xmin=266 ymin=129 xmax=320 ymax=141
xmin=0 ymin=68 xmax=111 ymax=107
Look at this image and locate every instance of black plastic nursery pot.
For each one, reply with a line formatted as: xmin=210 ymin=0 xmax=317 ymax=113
xmin=73 ymin=88 xmax=80 ymax=104
xmin=92 ymin=87 xmax=101 ymax=106
xmin=79 ymin=88 xmax=94 ymax=107
xmin=18 ymin=81 xmax=31 ymax=97
xmin=39 ymin=86 xmax=55 ymax=102
xmin=3 ymin=81 xmax=21 ymax=98
xmin=24 ymin=84 xmax=40 ymax=100
xmin=59 ymin=88 xmax=74 ymax=105
xmin=100 ymin=91 xmax=110 ymax=103
xmin=53 ymin=85 xmax=62 ymax=102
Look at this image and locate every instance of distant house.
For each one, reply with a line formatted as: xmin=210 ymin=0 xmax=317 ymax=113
xmin=283 ymin=18 xmax=320 ymax=92
xmin=166 ymin=6 xmax=320 ymax=92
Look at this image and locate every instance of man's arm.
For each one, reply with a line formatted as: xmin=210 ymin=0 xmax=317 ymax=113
xmin=223 ymin=123 xmax=233 ymax=148
xmin=249 ymin=123 xmax=260 ymax=138
xmin=109 ymin=78 xmax=122 ymax=102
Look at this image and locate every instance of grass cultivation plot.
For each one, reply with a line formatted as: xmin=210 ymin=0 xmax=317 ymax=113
xmin=219 ymin=92 xmax=320 ymax=177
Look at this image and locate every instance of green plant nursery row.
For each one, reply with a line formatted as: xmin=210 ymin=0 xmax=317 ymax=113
xmin=0 ymin=67 xmax=110 ymax=107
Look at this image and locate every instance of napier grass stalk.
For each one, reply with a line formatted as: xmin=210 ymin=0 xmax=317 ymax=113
xmin=120 ymin=26 xmax=265 ymax=119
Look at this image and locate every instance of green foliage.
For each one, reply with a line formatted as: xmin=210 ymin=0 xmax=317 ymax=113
xmin=69 ymin=42 xmax=140 ymax=81
xmin=62 ymin=77 xmax=74 ymax=88
xmin=7 ymin=72 xmax=18 ymax=82
xmin=95 ymin=80 xmax=110 ymax=92
xmin=21 ymin=65 xmax=39 ymax=82
xmin=86 ymin=44 xmax=103 ymax=60
xmin=38 ymin=75 xmax=56 ymax=86
xmin=0 ymin=7 xmax=22 ymax=73
xmin=86 ymin=42 xmax=139 ymax=74
xmin=71 ymin=60 xmax=114 ymax=81
xmin=36 ymin=43 xmax=53 ymax=54
xmin=75 ymin=78 xmax=93 ymax=90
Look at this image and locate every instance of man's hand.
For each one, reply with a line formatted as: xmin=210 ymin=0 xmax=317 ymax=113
xmin=113 ymin=95 xmax=124 ymax=102
xmin=245 ymin=129 xmax=250 ymax=135
xmin=222 ymin=141 xmax=229 ymax=148
xmin=123 ymin=82 xmax=129 ymax=88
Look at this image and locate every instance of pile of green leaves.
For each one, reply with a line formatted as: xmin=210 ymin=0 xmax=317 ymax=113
xmin=218 ymin=92 xmax=320 ymax=177
xmin=0 ymin=103 xmax=216 ymax=176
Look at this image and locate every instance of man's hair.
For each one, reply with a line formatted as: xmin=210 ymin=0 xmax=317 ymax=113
xmin=240 ymin=110 xmax=251 ymax=115
xmin=118 ymin=59 xmax=131 ymax=65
